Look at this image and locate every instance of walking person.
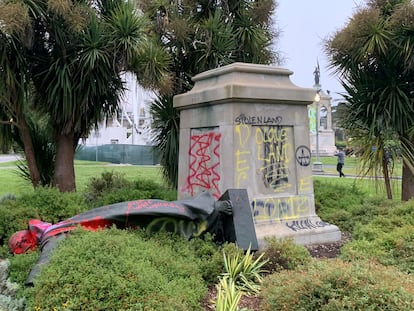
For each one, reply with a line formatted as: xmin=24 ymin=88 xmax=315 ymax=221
xmin=334 ymin=147 xmax=346 ymax=177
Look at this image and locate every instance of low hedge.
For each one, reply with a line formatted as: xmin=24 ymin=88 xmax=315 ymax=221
xmin=0 ymin=188 xmax=87 ymax=258
xmin=23 ymin=228 xmax=209 ymax=311
xmin=84 ymin=171 xmax=176 ymax=207
xmin=260 ymin=259 xmax=414 ymax=311
xmin=257 ymin=237 xmax=311 ymax=273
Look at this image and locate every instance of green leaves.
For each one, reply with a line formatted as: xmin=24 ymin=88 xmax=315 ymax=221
xmin=141 ymin=0 xmax=278 ymax=187
xmin=150 ymin=95 xmax=179 ymax=188
xmin=132 ymin=39 xmax=172 ymax=93
xmin=326 ymin=0 xmax=414 ymax=200
xmin=221 ymin=246 xmax=267 ymax=295
xmin=195 ymin=9 xmax=235 ymax=69
xmin=106 ymin=0 xmax=148 ymax=65
xmin=215 ymin=277 xmax=243 ymax=311
xmin=26 ymin=228 xmax=207 ymax=310
xmin=215 ymin=245 xmax=267 ymax=310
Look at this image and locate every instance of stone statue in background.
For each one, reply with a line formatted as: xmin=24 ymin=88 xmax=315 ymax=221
xmin=313 ymin=63 xmax=320 ymax=87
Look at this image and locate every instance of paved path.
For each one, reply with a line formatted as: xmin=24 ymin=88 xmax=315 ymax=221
xmin=0 ymin=154 xmax=22 ymax=163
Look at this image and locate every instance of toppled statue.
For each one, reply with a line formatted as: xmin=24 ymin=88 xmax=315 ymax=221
xmin=9 ymin=191 xmax=232 ymax=254
xmin=8 ymin=189 xmax=258 ymax=286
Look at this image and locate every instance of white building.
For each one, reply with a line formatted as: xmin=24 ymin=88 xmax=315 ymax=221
xmin=80 ymin=72 xmax=154 ymax=147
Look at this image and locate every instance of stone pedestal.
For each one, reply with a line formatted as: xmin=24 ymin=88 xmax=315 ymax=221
xmin=173 ymin=62 xmax=341 ymax=248
xmin=309 ymin=90 xmax=337 ymax=156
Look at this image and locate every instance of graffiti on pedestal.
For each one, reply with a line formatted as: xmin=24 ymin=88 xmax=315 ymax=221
xmin=234 ymin=113 xmax=292 ymax=193
xmin=182 ymin=128 xmax=221 ymax=199
xmin=234 ymin=114 xmax=282 ymax=126
xmin=251 ymin=195 xmax=311 ymax=222
xmin=286 ymin=219 xmax=329 ymax=231
xmin=296 ymin=145 xmax=311 ymax=167
xmin=256 ymin=126 xmax=289 ymax=189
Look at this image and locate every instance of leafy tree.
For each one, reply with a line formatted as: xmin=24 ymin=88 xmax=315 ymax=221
xmin=339 ymin=73 xmax=400 ymax=199
xmin=150 ymin=94 xmax=180 ymax=188
xmin=142 ymin=0 xmax=281 ymax=187
xmin=0 ymin=14 xmax=42 ymax=187
xmin=326 ymin=0 xmax=414 ymax=200
xmin=13 ymin=113 xmax=56 ymax=186
xmin=0 ymin=106 xmax=14 ymax=154
xmin=0 ymin=0 xmax=170 ymax=191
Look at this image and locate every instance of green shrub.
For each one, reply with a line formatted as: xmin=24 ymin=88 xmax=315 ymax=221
xmin=260 ymin=259 xmax=414 ymax=311
xmin=92 ymin=188 xmax=152 ymax=206
xmin=187 ymin=235 xmax=230 ymax=285
xmin=258 ymin=237 xmax=311 ymax=273
xmin=215 ymin=277 xmax=243 ymax=311
xmin=341 ymin=225 xmax=414 ymax=273
xmin=186 ymin=240 xmax=248 ymax=286
xmin=221 ymin=246 xmax=267 ymax=295
xmin=84 ymin=171 xmax=132 ymax=205
xmin=313 ymin=179 xmax=365 ymax=232
xmin=391 ymin=200 xmax=414 ymax=224
xmin=348 ymin=201 xmax=389 ymax=227
xmin=84 ymin=172 xmax=176 ymax=207
xmin=131 ymin=179 xmax=177 ymax=201
xmin=339 ymin=239 xmax=390 ymax=262
xmin=320 ymin=209 xmax=353 ymax=231
xmin=314 ymin=180 xmax=365 ymax=213
xmin=337 ymin=199 xmax=414 ymax=274
xmin=0 ymin=193 xmax=16 ymax=203
xmin=0 ymin=199 xmax=39 ymax=258
xmin=18 ymin=187 xmax=88 ymax=223
xmin=0 ymin=188 xmax=87 ymax=254
xmin=24 ymin=228 xmax=207 ymax=311
xmin=313 ymin=179 xmax=403 ymax=235
xmin=8 ymin=251 xmax=40 ymax=286
xmin=0 ymin=245 xmax=9 ymax=258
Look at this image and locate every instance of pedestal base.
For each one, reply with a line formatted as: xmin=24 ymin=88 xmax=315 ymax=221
xmin=312 ymin=161 xmax=324 ymax=172
xmin=254 ymin=216 xmax=341 ymax=249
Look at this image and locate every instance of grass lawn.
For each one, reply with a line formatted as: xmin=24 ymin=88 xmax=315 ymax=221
xmin=313 ymin=176 xmax=402 ymax=200
xmin=73 ymin=161 xmax=164 ymax=190
xmin=0 ymin=160 xmax=164 ymax=197
xmin=313 ymin=155 xmax=402 ymax=177
xmin=312 ymin=156 xmax=402 ymax=200
xmin=0 ymin=157 xmax=403 ymax=199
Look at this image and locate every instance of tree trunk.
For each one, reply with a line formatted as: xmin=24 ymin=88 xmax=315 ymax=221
xmin=53 ymin=132 xmax=76 ymax=192
xmin=402 ymin=160 xmax=414 ymax=201
xmin=382 ymin=157 xmax=392 ymax=200
xmin=17 ymin=114 xmax=42 ymax=187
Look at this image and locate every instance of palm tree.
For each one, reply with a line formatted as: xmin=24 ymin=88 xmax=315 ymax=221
xmin=0 ymin=106 xmax=14 ymax=154
xmin=12 ymin=113 xmax=56 ymax=186
xmin=141 ymin=0 xmax=281 ymax=187
xmin=326 ymin=0 xmax=414 ymax=201
xmin=0 ymin=0 xmax=170 ymax=192
xmin=0 ymin=14 xmax=42 ymax=187
xmin=337 ymin=68 xmax=403 ymax=199
xmin=150 ymin=95 xmax=180 ymax=188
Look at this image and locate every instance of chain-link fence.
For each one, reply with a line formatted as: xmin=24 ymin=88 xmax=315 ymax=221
xmin=75 ymin=144 xmax=160 ymax=165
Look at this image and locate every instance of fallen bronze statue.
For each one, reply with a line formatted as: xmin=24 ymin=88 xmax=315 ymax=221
xmin=8 ymin=189 xmax=258 ymax=286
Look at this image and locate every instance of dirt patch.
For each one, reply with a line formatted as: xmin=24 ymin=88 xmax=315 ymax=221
xmin=305 ymin=231 xmax=352 ymax=259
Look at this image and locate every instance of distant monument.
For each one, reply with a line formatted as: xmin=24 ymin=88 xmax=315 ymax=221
xmin=173 ymin=62 xmax=341 ymax=248
xmin=309 ymin=62 xmax=337 ymax=156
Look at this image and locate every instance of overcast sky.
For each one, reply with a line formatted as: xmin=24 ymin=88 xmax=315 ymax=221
xmin=276 ymin=0 xmax=364 ymax=101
